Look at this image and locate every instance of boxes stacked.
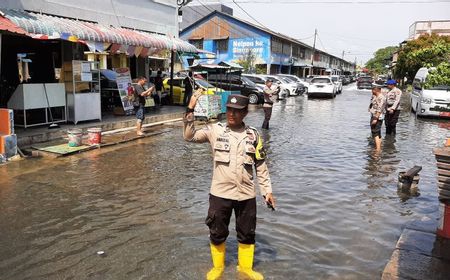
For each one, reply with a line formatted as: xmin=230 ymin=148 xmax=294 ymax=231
xmin=0 ymin=109 xmax=17 ymax=160
xmin=0 ymin=109 xmax=14 ymax=135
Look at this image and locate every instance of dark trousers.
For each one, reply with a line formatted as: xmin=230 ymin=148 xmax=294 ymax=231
xmin=183 ymin=91 xmax=192 ymax=106
xmin=385 ymin=110 xmax=400 ymax=135
xmin=205 ymin=194 xmax=257 ymax=245
xmin=370 ymin=117 xmax=383 ymax=138
xmin=262 ymin=106 xmax=272 ymax=129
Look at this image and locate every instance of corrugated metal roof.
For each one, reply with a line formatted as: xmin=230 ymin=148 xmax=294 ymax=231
xmin=0 ymin=15 xmax=27 ymax=35
xmin=1 ymin=9 xmax=197 ymax=53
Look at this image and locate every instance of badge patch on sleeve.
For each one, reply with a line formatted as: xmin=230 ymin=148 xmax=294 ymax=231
xmin=255 ymin=136 xmax=266 ymax=160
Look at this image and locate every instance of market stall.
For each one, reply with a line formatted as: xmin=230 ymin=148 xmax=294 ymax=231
xmin=7 ymin=83 xmax=66 ymax=128
xmin=63 ymin=60 xmax=101 ymax=124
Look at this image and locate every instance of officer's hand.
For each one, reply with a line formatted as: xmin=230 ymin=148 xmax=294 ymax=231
xmin=265 ymin=193 xmax=275 ymax=209
xmin=371 ymin=119 xmax=377 ymax=126
xmin=188 ymin=88 xmax=204 ymax=109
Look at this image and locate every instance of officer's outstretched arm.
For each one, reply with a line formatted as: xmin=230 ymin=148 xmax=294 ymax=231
xmin=255 ymin=136 xmax=273 ymax=196
xmin=183 ymin=88 xmax=210 ymax=143
xmin=183 ymin=115 xmax=211 ymax=143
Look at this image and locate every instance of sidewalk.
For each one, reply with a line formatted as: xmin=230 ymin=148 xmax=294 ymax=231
xmin=381 ymin=217 xmax=450 ymax=280
xmin=16 ymin=106 xmax=185 ymax=148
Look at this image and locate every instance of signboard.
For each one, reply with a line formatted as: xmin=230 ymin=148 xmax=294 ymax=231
xmin=115 ymin=68 xmax=134 ymax=114
xmin=81 ymin=72 xmax=92 ymax=82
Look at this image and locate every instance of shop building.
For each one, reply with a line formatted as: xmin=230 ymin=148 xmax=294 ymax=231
xmin=179 ymin=10 xmax=355 ymax=77
xmin=0 ymin=1 xmax=197 ymax=127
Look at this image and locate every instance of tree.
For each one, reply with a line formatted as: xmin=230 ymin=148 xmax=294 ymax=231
xmin=236 ymin=49 xmax=256 ymax=73
xmin=424 ymin=62 xmax=450 ymax=89
xmin=365 ymin=46 xmax=398 ymax=74
xmin=395 ymin=33 xmax=450 ymax=82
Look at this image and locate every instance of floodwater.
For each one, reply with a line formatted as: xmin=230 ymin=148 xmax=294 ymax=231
xmin=0 ymin=85 xmax=448 ymax=280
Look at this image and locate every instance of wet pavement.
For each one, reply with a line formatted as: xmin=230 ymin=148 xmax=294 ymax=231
xmin=0 ymin=84 xmax=449 ymax=280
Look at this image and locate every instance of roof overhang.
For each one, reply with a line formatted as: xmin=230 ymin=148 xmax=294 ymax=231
xmin=1 ymin=8 xmax=198 ymax=54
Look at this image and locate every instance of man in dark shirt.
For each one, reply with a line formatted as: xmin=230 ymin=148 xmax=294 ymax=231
xmin=183 ymin=71 xmax=194 ymax=106
xmin=154 ymin=70 xmax=163 ymax=105
xmin=134 ymin=77 xmax=154 ymax=135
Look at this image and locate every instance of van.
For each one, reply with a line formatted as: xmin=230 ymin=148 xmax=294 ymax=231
xmin=411 ymin=67 xmax=450 ymax=118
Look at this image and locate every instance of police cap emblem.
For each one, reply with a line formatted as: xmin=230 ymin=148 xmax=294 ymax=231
xmin=226 ymin=94 xmax=249 ymax=109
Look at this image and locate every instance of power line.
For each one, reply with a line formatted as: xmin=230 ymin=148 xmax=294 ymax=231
xmin=186 ymin=3 xmax=270 ymax=49
xmin=231 ymin=0 xmax=268 ymax=29
xmin=316 ymin=33 xmax=328 ymax=53
xmin=185 ymin=2 xmax=355 ymax=64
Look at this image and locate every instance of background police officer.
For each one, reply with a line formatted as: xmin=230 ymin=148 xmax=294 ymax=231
xmin=183 ymin=91 xmax=275 ymax=280
xmin=385 ymin=79 xmax=402 ymax=136
xmin=262 ymin=79 xmax=279 ymax=130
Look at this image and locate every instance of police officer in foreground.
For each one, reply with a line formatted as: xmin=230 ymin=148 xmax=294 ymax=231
xmin=385 ymin=79 xmax=402 ymax=136
xmin=183 ymin=91 xmax=275 ymax=280
xmin=369 ymin=84 xmax=386 ymax=150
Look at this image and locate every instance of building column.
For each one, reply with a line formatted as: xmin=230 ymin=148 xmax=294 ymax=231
xmin=120 ymin=53 xmax=127 ymax=68
xmin=266 ymin=64 xmax=271 ymax=75
xmin=86 ymin=53 xmax=95 ymax=62
xmin=99 ymin=54 xmax=108 ymax=69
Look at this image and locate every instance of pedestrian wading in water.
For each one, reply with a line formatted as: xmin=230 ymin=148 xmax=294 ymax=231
xmin=183 ymin=90 xmax=275 ymax=280
xmin=369 ymin=84 xmax=386 ymax=151
xmin=133 ymin=77 xmax=154 ymax=136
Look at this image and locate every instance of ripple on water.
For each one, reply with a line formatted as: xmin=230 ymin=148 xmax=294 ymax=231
xmin=0 ymin=89 xmax=448 ymax=279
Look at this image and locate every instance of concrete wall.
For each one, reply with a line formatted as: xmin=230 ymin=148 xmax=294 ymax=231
xmin=0 ymin=0 xmax=179 ymax=36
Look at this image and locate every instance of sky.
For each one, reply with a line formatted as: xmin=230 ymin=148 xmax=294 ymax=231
xmin=190 ymin=0 xmax=450 ymax=65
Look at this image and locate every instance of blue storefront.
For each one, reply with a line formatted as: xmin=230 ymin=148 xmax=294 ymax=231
xmin=180 ymin=10 xmax=307 ymax=75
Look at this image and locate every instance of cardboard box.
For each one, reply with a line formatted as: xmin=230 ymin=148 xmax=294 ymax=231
xmin=0 ymin=134 xmax=17 ymax=158
xmin=0 ymin=109 xmax=14 ymax=135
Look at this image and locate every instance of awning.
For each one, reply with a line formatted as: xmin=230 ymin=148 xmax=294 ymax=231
xmin=0 ymin=9 xmax=197 ymax=53
xmin=0 ymin=15 xmax=27 ymax=35
xmin=218 ymin=61 xmax=243 ymax=70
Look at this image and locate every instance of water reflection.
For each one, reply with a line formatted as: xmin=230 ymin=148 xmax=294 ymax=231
xmin=0 ymin=87 xmax=448 ymax=279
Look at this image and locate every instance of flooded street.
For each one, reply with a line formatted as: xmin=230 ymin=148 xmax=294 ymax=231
xmin=0 ymin=85 xmax=448 ymax=280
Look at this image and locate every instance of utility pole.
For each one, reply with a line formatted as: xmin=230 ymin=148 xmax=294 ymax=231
xmin=341 ymin=50 xmax=345 ymax=72
xmin=311 ymin=29 xmax=317 ymax=75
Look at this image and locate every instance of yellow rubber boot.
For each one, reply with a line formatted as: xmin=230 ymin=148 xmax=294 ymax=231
xmin=237 ymin=243 xmax=264 ymax=280
xmin=206 ymin=243 xmax=225 ymax=280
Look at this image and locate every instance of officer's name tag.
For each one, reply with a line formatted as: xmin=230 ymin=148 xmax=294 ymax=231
xmin=214 ymin=143 xmax=230 ymax=151
xmin=216 ymin=137 xmax=229 ymax=143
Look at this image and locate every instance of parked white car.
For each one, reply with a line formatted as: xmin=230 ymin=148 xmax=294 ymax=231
xmin=263 ymin=75 xmax=297 ymax=97
xmin=277 ymin=74 xmax=309 ymax=94
xmin=411 ymin=67 xmax=450 ymax=118
xmin=308 ymin=76 xmax=337 ymax=98
xmin=330 ymin=75 xmax=343 ymax=94
xmin=242 ymin=74 xmax=285 ymax=100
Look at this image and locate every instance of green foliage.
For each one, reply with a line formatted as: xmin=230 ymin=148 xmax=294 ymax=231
xmin=395 ymin=34 xmax=450 ymax=82
xmin=365 ymin=46 xmax=398 ymax=74
xmin=236 ymin=49 xmax=256 ymax=73
xmin=424 ymin=62 xmax=450 ymax=89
